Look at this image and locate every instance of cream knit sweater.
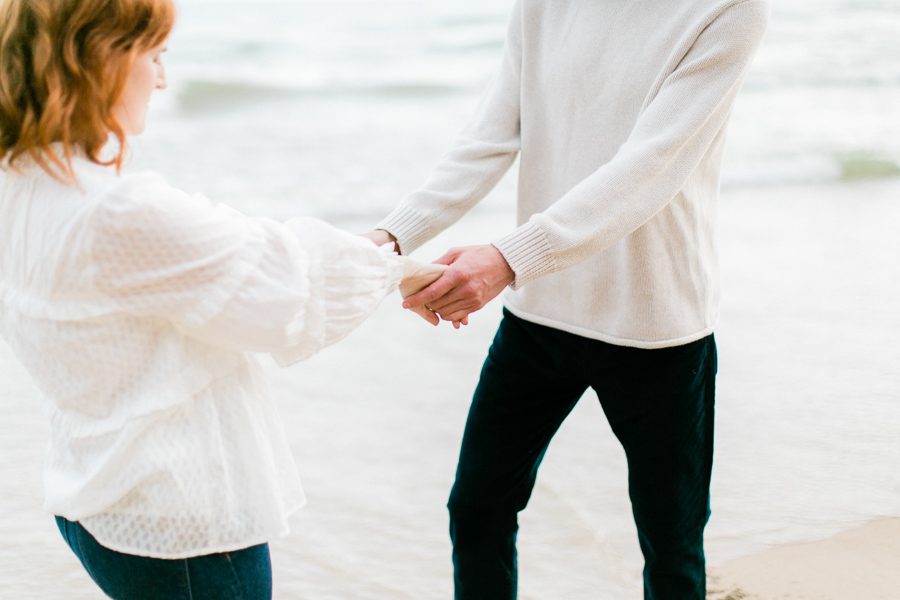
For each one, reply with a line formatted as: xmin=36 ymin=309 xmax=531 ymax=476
xmin=378 ymin=0 xmax=769 ymax=348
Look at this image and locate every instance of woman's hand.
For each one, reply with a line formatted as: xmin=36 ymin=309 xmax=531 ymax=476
xmin=398 ymin=258 xmax=448 ymax=326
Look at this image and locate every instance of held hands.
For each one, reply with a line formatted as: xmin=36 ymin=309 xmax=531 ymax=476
xmin=359 ymin=231 xmax=515 ymax=328
xmin=403 ymin=245 xmax=515 ymax=328
xmin=398 ymin=258 xmax=449 ymax=326
xmin=358 ymin=230 xmax=451 ymax=325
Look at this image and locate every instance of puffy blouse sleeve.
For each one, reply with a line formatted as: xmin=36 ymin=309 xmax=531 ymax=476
xmin=85 ymin=173 xmax=402 ymax=366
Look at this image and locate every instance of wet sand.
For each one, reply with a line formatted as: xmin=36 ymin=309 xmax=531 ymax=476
xmin=709 ymin=518 xmax=900 ymax=600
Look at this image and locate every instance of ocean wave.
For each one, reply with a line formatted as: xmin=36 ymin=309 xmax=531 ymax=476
xmin=174 ymin=78 xmax=471 ymax=111
xmin=839 ymin=152 xmax=900 ymax=181
xmin=428 ymin=38 xmax=504 ymax=54
xmin=720 ymin=149 xmax=900 ymax=188
xmin=174 ymin=80 xmax=293 ymax=111
xmin=436 ymin=14 xmax=508 ymax=28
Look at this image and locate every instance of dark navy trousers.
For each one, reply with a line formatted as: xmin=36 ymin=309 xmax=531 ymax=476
xmin=448 ymin=309 xmax=717 ymax=600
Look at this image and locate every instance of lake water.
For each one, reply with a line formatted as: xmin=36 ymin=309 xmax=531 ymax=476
xmin=1 ymin=0 xmax=899 ymax=598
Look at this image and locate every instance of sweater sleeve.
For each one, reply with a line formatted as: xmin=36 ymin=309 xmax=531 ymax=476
xmin=375 ymin=0 xmax=523 ymax=255
xmin=493 ymin=0 xmax=770 ymax=288
xmin=87 ymin=173 xmax=402 ymax=366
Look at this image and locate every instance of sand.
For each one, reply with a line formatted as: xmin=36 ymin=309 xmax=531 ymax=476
xmin=709 ymin=518 xmax=900 ymax=600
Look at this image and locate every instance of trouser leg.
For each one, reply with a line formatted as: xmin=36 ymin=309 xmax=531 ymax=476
xmin=588 ymin=335 xmax=717 ymax=600
xmin=448 ymin=311 xmax=589 ymax=600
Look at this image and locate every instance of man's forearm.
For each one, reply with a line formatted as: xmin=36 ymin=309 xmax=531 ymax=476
xmin=360 ymin=229 xmax=399 ymax=254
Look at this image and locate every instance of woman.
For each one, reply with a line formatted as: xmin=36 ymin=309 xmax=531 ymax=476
xmin=0 ymin=0 xmax=443 ymax=598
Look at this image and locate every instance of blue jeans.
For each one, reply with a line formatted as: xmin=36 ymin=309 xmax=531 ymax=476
xmin=448 ymin=310 xmax=717 ymax=600
xmin=55 ymin=517 xmax=272 ymax=600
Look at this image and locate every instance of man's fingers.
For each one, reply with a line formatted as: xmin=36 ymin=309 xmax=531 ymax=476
xmin=434 ymin=298 xmax=470 ymax=318
xmin=451 ymin=316 xmax=470 ymax=329
xmin=437 ymin=296 xmax=481 ymax=323
xmin=408 ymin=304 xmax=440 ymax=326
xmin=428 ymin=288 xmax=468 ymax=314
xmin=443 ymin=307 xmax=474 ymax=323
xmin=403 ymin=271 xmax=459 ymax=308
xmin=433 ymin=247 xmax=463 ymax=266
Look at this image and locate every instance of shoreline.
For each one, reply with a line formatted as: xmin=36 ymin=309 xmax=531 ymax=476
xmin=708 ymin=518 xmax=900 ymax=600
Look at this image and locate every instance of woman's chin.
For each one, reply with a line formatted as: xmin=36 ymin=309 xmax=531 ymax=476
xmin=121 ymin=118 xmax=147 ymax=137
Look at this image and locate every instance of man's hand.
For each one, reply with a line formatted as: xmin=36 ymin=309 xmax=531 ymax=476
xmin=360 ymin=230 xmax=399 ymax=253
xmin=403 ymin=245 xmax=515 ymax=326
xmin=399 ymin=259 xmax=448 ymax=327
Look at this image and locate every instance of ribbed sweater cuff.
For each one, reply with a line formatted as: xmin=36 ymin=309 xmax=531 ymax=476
xmin=493 ymin=222 xmax=556 ymax=290
xmin=375 ymin=205 xmax=434 ymax=255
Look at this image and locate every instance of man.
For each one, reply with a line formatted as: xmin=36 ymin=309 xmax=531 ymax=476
xmin=366 ymin=0 xmax=769 ymax=597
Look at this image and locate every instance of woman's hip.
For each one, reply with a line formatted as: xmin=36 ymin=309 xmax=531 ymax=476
xmin=54 ymin=516 xmax=272 ymax=600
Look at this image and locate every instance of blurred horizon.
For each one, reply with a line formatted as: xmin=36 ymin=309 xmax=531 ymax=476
xmin=125 ymin=0 xmax=900 ymax=223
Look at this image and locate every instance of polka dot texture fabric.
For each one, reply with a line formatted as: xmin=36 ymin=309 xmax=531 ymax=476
xmin=0 ymin=158 xmax=401 ymax=558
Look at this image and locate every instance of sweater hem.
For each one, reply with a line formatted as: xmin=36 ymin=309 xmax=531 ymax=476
xmin=501 ymin=301 xmax=716 ymax=350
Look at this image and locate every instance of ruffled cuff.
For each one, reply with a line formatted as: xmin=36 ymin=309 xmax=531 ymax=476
xmin=270 ymin=223 xmax=402 ymax=366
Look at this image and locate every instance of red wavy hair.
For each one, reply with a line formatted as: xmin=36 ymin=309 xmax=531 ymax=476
xmin=0 ymin=0 xmax=175 ymax=183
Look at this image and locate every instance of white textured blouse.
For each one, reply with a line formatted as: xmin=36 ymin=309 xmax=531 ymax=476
xmin=0 ymin=156 xmax=402 ymax=558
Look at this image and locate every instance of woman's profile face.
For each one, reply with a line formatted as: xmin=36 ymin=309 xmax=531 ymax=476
xmin=114 ymin=43 xmax=168 ymax=136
